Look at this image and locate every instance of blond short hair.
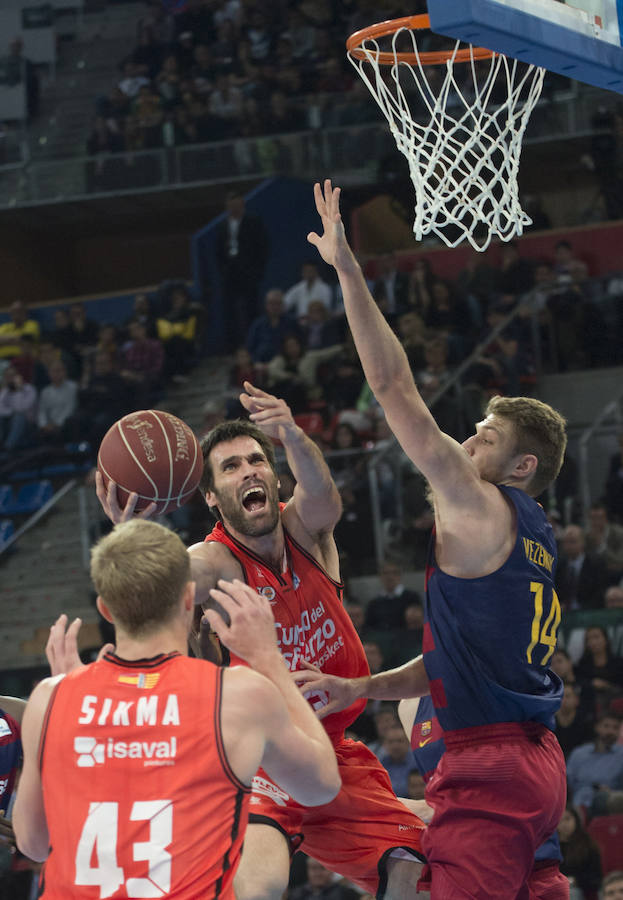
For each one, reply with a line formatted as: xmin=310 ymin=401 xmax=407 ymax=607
xmin=485 ymin=395 xmax=567 ymax=497
xmin=90 ymin=519 xmax=190 ymax=636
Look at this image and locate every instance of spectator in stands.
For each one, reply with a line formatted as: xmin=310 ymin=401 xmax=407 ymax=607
xmin=0 ymin=302 xmax=40 ymax=360
xmin=37 ymin=359 xmax=77 ymax=441
xmin=334 ymin=483 xmax=375 ymax=575
xmin=208 ymin=71 xmax=243 ymax=131
xmin=556 ymin=525 xmax=610 ymax=610
xmin=215 ymin=189 xmax=270 ymax=351
xmin=120 ymin=319 xmax=164 ymax=403
xmin=606 ymin=586 xmax=623 ymax=608
xmin=455 ymin=249 xmax=497 ymax=315
xmin=156 ymin=284 xmax=197 ymax=382
xmin=567 ymin=713 xmax=623 ymax=814
xmin=586 ymin=501 xmax=623 ymax=582
xmin=0 ymin=365 xmax=37 ymax=453
xmin=361 ymin=702 xmax=400 ymax=755
xmin=575 ymin=627 xmax=623 ymax=714
xmin=406 ymin=770 xmax=426 ymax=802
xmin=131 ymin=27 xmax=163 ymax=81
xmin=555 ymin=682 xmax=595 ymax=759
xmin=124 ymin=293 xmax=156 ymax=339
xmin=494 ymin=241 xmax=534 ymax=298
xmin=7 ymin=38 xmax=39 ymax=120
xmin=320 ymin=331 xmax=365 ymax=414
xmin=406 ymin=257 xmax=435 ymax=321
xmin=246 ymin=288 xmax=298 ymax=365
xmin=266 ymin=334 xmax=342 ymax=414
xmin=554 ymin=239 xmax=589 ymax=283
xmin=68 ymin=303 xmax=99 ymax=370
xmin=303 ymin=300 xmax=343 ymax=351
xmin=371 ymin=253 xmax=409 ymax=318
xmin=243 ymin=9 xmax=276 ymax=63
xmin=423 ymin=279 xmax=475 ymax=360
xmin=415 ymin=336 xmax=461 ymax=437
xmin=67 ymin=351 xmax=129 ymax=447
xmin=131 ymin=85 xmax=164 ymax=147
xmin=605 ymin=434 xmax=623 ymax=525
xmin=602 ymin=871 xmax=623 ymax=900
xmin=557 ymin=804 xmax=603 ymax=899
xmin=546 ymin=266 xmax=606 ymax=371
xmin=551 ymin=648 xmax=597 ymax=725
xmin=397 ymin=310 xmax=428 ymax=375
xmin=284 ymin=260 xmax=333 ymax=322
xmin=36 ymin=338 xmax=70 ymax=389
xmin=328 ymin=421 xmax=367 ymax=495
xmin=118 ymin=59 xmax=150 ymax=99
xmin=86 ymin=116 xmax=124 ymax=157
xmin=343 ymin=598 xmax=366 ymax=637
xmin=379 ymin=724 xmax=415 ymax=797
xmin=49 ymin=307 xmax=76 ymax=361
xmin=11 ymin=334 xmax=47 ymax=386
xmin=289 ymin=857 xmax=359 ymax=900
xmin=364 ymin=561 xmax=422 ymax=632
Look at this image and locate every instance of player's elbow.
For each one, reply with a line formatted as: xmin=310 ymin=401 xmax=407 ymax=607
xmin=14 ymin=827 xmax=48 ymax=863
xmin=301 ymin=760 xmax=341 ymax=807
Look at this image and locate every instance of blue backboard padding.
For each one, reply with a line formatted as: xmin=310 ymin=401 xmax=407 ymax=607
xmin=429 ymin=0 xmax=623 ymax=93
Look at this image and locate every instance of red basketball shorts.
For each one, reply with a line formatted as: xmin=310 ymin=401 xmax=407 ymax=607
xmin=248 ymin=737 xmax=425 ymax=896
xmin=417 ymin=722 xmax=567 ymax=900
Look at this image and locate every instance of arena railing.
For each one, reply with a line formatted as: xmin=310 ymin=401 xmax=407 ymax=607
xmin=0 ymin=477 xmax=77 ymax=557
xmin=0 ymin=83 xmax=619 ymax=209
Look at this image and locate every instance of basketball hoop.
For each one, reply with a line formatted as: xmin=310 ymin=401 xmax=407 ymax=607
xmin=346 ymin=15 xmax=546 ymax=251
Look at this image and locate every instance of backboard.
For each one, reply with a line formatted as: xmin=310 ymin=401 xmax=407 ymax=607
xmin=427 ymin=0 xmax=623 ymax=92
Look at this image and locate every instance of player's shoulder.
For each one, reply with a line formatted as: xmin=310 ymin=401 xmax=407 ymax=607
xmin=188 ymin=538 xmax=243 ymax=577
xmin=222 ymin=666 xmax=282 ymax=723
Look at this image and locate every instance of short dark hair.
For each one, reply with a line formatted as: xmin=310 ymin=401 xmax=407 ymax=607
xmin=199 ymin=419 xmax=277 ymax=493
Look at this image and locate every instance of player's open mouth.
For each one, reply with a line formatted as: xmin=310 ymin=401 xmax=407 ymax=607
xmin=242 ymin=486 xmax=267 ymax=512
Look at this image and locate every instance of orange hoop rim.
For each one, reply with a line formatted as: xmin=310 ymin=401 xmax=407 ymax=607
xmin=346 ymin=14 xmax=495 ymax=66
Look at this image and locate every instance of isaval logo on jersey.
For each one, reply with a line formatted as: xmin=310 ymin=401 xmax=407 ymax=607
xmin=117 ymin=673 xmax=160 ymax=689
xmin=74 ymin=735 xmax=177 ymax=767
xmin=292 ymin=571 xmax=300 ymax=590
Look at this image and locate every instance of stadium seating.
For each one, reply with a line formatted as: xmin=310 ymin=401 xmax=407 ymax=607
xmin=1 ymin=479 xmax=53 ymax=515
xmin=0 ymin=518 xmax=14 ymax=551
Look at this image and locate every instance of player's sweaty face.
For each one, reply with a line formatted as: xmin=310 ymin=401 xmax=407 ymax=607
xmin=461 ymin=415 xmax=515 ymax=485
xmin=207 ymin=436 xmax=280 ymax=537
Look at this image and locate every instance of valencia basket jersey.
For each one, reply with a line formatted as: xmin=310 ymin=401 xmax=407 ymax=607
xmin=207 ymin=521 xmax=369 ymax=742
xmin=38 ymin=652 xmax=250 ymax=899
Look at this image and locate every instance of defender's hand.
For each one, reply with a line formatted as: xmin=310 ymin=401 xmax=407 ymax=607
xmin=46 ymin=614 xmax=114 ymax=676
xmin=291 ymin=658 xmax=364 ymax=719
xmin=307 ymin=179 xmax=358 ymax=275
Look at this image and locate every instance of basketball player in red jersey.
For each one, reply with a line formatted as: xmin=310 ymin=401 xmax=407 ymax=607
xmin=12 ymin=519 xmax=340 ymax=899
xmin=95 ymin=385 xmax=427 ymax=900
xmin=296 ymin=180 xmax=568 ymax=899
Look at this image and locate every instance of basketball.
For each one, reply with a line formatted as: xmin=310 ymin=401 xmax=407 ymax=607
xmin=97 ymin=410 xmax=203 ymax=515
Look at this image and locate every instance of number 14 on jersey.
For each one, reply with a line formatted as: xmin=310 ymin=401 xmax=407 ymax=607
xmin=526 ymin=582 xmax=561 ymax=666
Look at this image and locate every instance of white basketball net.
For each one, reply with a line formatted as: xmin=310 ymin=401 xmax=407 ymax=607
xmin=348 ymin=28 xmax=546 ymax=251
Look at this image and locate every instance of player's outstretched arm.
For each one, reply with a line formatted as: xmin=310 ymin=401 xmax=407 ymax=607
xmin=240 ymin=381 xmax=341 ymax=535
xmin=13 ymin=677 xmax=62 ymax=862
xmin=292 ymin=656 xmax=430 ymax=719
xmin=210 ymin=580 xmax=341 ymax=806
xmin=308 ymin=180 xmax=478 ymax=502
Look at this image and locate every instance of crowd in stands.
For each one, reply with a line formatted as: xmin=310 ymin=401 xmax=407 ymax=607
xmin=86 ymin=0 xmax=399 ymax=181
xmin=2 ymin=212 xmax=623 ymax=896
